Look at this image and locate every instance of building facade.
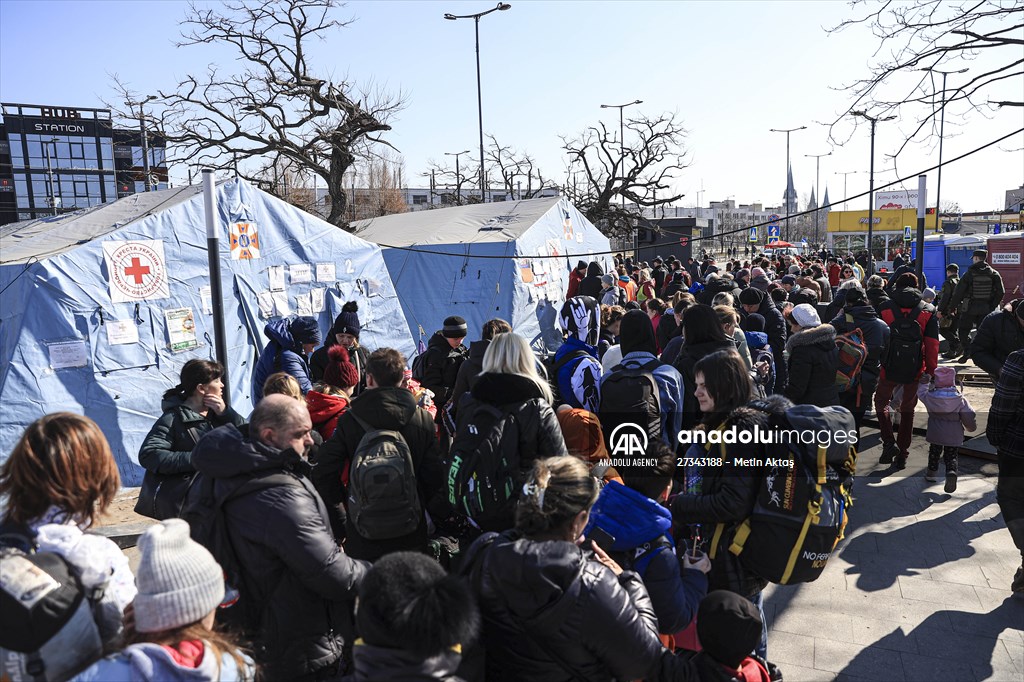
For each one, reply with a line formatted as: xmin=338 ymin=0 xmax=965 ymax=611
xmin=0 ymin=103 xmax=167 ymax=225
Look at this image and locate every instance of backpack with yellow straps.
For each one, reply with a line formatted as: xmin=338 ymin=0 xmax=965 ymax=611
xmin=709 ymin=403 xmax=857 ymax=585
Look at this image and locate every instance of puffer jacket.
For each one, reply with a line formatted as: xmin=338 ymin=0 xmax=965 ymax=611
xmin=190 ymin=425 xmax=370 ymax=681
xmin=72 ymin=641 xmax=254 ymax=682
xmin=421 ymin=331 xmax=469 ymax=416
xmin=671 ymin=407 xmax=769 ymax=599
xmin=458 ymin=373 xmax=568 ymax=477
xmin=252 ymin=319 xmax=314 ymax=401
xmin=917 ymin=370 xmax=977 ymax=447
xmin=784 ymin=324 xmax=840 ymax=407
xmin=674 ymin=339 xmax=737 ymax=429
xmin=315 ymin=386 xmax=444 ymax=556
xmin=586 ymin=481 xmax=707 ymax=634
xmin=830 ymin=304 xmax=890 ymax=400
xmin=970 ymin=300 xmax=1024 ymax=380
xmin=461 ymin=531 xmax=669 ymax=682
xmin=949 ymin=260 xmax=1005 ymax=316
xmin=343 ymin=644 xmax=465 ymax=682
xmin=138 ymin=396 xmax=246 ymax=474
xmin=578 ymin=262 xmax=605 ymax=300
xmin=306 ymin=390 xmax=350 ymax=440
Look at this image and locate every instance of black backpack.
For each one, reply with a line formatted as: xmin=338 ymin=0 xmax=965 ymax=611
xmin=347 ymin=412 xmax=422 ymax=540
xmin=447 ymin=401 xmax=520 ymax=527
xmin=411 ymin=352 xmax=428 ymax=382
xmin=598 ymin=359 xmax=662 ymax=452
xmin=881 ymin=303 xmax=928 ymax=384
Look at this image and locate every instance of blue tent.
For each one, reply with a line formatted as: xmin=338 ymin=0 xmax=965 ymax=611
xmin=0 ymin=179 xmax=411 ymax=483
xmin=353 ymin=197 xmax=612 ymax=354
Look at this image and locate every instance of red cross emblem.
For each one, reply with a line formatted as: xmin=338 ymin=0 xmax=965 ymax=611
xmin=123 ymin=257 xmax=151 ymax=285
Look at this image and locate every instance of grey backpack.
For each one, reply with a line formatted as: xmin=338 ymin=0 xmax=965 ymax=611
xmin=347 ymin=412 xmax=422 ymax=540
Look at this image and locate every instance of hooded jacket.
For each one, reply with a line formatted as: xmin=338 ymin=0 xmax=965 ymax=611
xmin=970 ymin=300 xmax=1024 ymax=380
xmin=139 ymin=396 xmax=246 ymax=475
xmin=252 ymin=319 xmax=314 ymax=401
xmin=566 ymin=267 xmax=586 ymax=300
xmin=421 ymin=332 xmax=469 ymax=414
xmin=72 ymin=642 xmax=253 ymax=682
xmin=830 ymin=304 xmax=890 ymax=399
xmin=462 ymin=531 xmax=668 ymax=682
xmin=916 ymin=367 xmax=977 ymax=447
xmin=190 ymin=425 xmax=370 ymax=681
xmin=314 ymin=386 xmax=444 ymax=557
xmin=949 ymin=260 xmax=1005 ymax=316
xmin=554 ymin=336 xmax=602 ymax=413
xmin=306 ymin=390 xmax=351 ymax=440
xmin=748 ymin=298 xmax=788 ymax=389
xmin=866 ymin=286 xmax=890 ymax=315
xmin=343 ymin=644 xmax=466 ymax=682
xmin=877 ymin=287 xmax=940 ymax=382
xmin=784 ymin=324 xmax=840 ymax=407
xmin=578 ymin=262 xmax=605 ymax=300
xmin=744 ymin=331 xmax=776 ymax=395
xmin=586 ymin=481 xmax=707 ymax=634
xmin=450 ymin=339 xmax=490 ymax=415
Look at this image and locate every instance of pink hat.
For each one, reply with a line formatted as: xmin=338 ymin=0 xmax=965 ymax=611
xmin=933 ymin=366 xmax=956 ymax=389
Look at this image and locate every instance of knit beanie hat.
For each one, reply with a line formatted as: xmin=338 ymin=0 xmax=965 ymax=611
xmin=133 ymin=519 xmax=225 ymax=633
xmin=791 ymin=303 xmax=821 ymax=328
xmin=697 ymin=590 xmax=763 ymax=668
xmin=442 ymin=316 xmax=468 ymax=339
xmin=289 ymin=316 xmax=322 ymax=346
xmin=619 ymin=309 xmax=658 ymax=356
xmin=332 ymin=301 xmax=361 ymax=339
xmin=845 ymin=288 xmax=867 ymax=306
xmin=322 ymin=345 xmax=360 ymax=389
xmin=741 ymin=313 xmax=765 ymax=333
xmin=739 ymin=288 xmax=764 ymax=305
xmin=921 ymin=288 xmax=937 ymax=302
xmin=601 ymin=274 xmax=615 ymax=286
xmin=781 ymin=275 xmax=797 ymax=286
xmin=933 ymin=365 xmax=956 ymax=389
xmin=556 ymin=407 xmax=609 ymax=464
xmin=751 ymin=267 xmax=766 ymax=279
xmin=356 ymin=552 xmax=479 ymax=657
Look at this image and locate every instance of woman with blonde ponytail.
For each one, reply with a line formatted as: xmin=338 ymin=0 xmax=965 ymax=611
xmin=460 ymin=456 xmax=671 ymax=681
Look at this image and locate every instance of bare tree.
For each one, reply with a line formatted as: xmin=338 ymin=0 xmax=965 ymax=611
xmin=828 ymin=0 xmax=1023 ymax=155
xmin=561 ymin=111 xmax=689 ymax=239
xmin=486 ymin=135 xmax=557 ymax=199
xmin=111 ymin=0 xmax=403 ymax=231
xmin=423 ymin=159 xmax=475 ymax=206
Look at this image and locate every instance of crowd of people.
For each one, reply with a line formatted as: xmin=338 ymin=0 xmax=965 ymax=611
xmin=2 ymin=243 xmax=1023 ymax=682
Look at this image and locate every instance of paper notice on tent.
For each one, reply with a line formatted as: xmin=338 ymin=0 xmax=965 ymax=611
xmin=106 ymin=320 xmax=139 ymax=346
xmin=576 ymin=231 xmax=584 ymax=244
xmin=520 ymin=259 xmax=535 ymax=284
xmin=164 ymin=308 xmax=199 ymax=352
xmin=316 ymin=262 xmax=336 ymax=282
xmin=311 ymin=288 xmax=326 ymax=312
xmin=296 ymin=292 xmax=313 ymax=317
xmin=268 ymin=265 xmax=286 ymax=292
xmin=256 ymin=291 xmax=274 ymax=318
xmin=546 ymin=239 xmax=561 ymax=258
xmin=45 ymin=339 xmax=88 ymax=369
xmin=290 ymin=263 xmax=312 ymax=284
xmin=200 ymin=286 xmax=213 ymax=315
xmin=102 ymin=240 xmax=170 ymax=303
xmin=229 ymin=221 xmax=261 ymax=260
xmin=272 ymin=291 xmax=291 ymax=316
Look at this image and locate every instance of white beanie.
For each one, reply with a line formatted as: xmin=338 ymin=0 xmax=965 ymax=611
xmin=791 ymin=303 xmax=821 ymax=328
xmin=133 ymin=519 xmax=225 ymax=633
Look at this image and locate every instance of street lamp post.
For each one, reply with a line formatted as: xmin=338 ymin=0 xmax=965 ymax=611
xmin=127 ymin=95 xmax=158 ymax=191
xmin=444 ymin=3 xmax=511 ymax=203
xmin=834 ymin=170 xmax=860 ymax=210
xmin=445 ymin=150 xmax=471 ymax=203
xmin=805 ymin=151 xmax=832 ymax=250
xmin=920 ymin=67 xmax=968 ymax=233
xmin=769 ymin=125 xmax=806 ymax=242
xmin=851 ymin=111 xmax=896 ymax=276
xmin=601 ymin=100 xmax=643 ymax=258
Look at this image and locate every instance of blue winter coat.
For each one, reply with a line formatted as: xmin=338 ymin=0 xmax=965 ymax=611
xmin=586 ymin=481 xmax=707 ymax=634
xmin=72 ymin=641 xmax=254 ymax=682
xmin=602 ymin=351 xmax=684 ymax=447
xmin=554 ymin=336 xmax=602 ymax=413
xmin=252 ymin=319 xmax=314 ymax=401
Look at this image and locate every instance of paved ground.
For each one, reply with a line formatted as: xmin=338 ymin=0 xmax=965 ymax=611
xmin=763 ymin=427 xmax=1024 ymax=681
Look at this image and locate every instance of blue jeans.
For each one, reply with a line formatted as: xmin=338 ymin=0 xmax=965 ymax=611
xmin=749 ymin=591 xmax=768 ymax=660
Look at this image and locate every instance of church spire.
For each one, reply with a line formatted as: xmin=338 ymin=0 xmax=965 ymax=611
xmin=783 ymin=166 xmax=798 ymax=213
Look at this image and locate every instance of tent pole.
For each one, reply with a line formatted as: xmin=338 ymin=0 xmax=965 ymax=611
xmin=203 ymin=169 xmax=231 ymax=405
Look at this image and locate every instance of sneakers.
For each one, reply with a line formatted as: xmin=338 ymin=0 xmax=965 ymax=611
xmin=880 ymin=442 xmax=899 ymax=464
xmin=925 ymin=469 xmax=940 ymax=482
xmin=1012 ymin=567 xmax=1024 ymax=594
xmin=944 ymin=473 xmax=958 ymax=493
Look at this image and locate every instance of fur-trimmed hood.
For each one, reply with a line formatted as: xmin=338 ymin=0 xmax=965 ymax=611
xmin=786 ymin=323 xmax=836 ymax=351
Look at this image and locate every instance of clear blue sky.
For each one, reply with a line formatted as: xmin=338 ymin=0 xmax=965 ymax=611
xmin=2 ymin=0 xmax=1020 ymax=212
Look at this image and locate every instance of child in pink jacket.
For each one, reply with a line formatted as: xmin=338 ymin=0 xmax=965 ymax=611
xmin=917 ymin=366 xmax=977 ymax=493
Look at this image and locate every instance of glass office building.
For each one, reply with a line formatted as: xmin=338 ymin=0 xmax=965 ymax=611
xmin=0 ymin=103 xmax=167 ymax=226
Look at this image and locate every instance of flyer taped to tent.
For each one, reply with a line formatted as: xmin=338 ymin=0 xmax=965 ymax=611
xmin=164 ymin=308 xmax=199 ymax=353
xmin=256 ymin=291 xmax=275 ymax=318
xmin=316 ymin=262 xmax=336 ymax=283
xmin=44 ymin=338 xmax=89 ymax=370
xmin=106 ymin=319 xmax=140 ymax=346
xmin=290 ymin=263 xmax=312 ymax=284
xmin=296 ymin=292 xmax=313 ymax=317
xmin=268 ymin=265 xmax=286 ymax=292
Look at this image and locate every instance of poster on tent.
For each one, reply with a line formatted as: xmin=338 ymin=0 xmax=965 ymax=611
xmin=229 ymin=221 xmax=261 ymax=260
xmin=518 ymin=258 xmax=534 ymax=284
xmin=164 ymin=307 xmax=199 ymax=352
xmin=562 ymin=208 xmax=574 ymax=240
xmin=102 ymin=240 xmax=170 ymax=304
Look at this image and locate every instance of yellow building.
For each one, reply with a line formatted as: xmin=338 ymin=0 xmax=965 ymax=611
xmin=827 ymin=209 xmax=939 ymax=264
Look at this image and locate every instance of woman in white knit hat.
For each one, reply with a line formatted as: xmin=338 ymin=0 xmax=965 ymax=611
xmin=73 ymin=519 xmax=254 ymax=681
xmin=782 ymin=303 xmax=840 ymax=407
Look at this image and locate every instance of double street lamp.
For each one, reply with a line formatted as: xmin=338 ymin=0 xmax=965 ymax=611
xmin=769 ymin=125 xmax=806 ymax=242
xmin=851 ymin=110 xmax=896 ymax=276
xmin=444 ymin=3 xmax=511 ymax=202
xmin=600 ymin=99 xmax=643 ymax=258
xmin=445 ymin=149 xmax=471 ymax=203
xmin=919 ymin=67 xmax=968 ymax=232
xmin=804 ymin=151 xmax=832 ymax=249
xmin=834 ymin=170 xmax=860 ymax=210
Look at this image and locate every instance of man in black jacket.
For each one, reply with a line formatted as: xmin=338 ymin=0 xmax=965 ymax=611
xmin=971 ymin=299 xmax=1024 ymax=381
xmin=651 ymin=256 xmax=668 ymax=293
xmin=937 ymin=263 xmax=962 ymax=358
xmin=949 ymin=250 xmax=1006 ymax=362
xmin=315 ymin=348 xmax=446 ymax=562
xmin=578 ymin=261 xmax=606 ymax=299
xmin=190 ymin=395 xmax=369 ymax=681
xmin=420 ymin=317 xmax=469 ymax=444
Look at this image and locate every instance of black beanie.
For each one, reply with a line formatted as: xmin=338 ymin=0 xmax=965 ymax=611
xmin=288 ymin=316 xmax=321 ymax=346
xmin=619 ymin=309 xmax=657 ymax=356
xmin=845 ymin=288 xmax=867 ymax=306
xmin=697 ymin=590 xmax=763 ymax=668
xmin=442 ymin=315 xmax=468 ymax=338
xmin=331 ymin=301 xmax=361 ymax=339
xmin=739 ymin=288 xmax=764 ymax=305
xmin=356 ymin=552 xmax=479 ymax=657
xmin=741 ymin=313 xmax=765 ymax=333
